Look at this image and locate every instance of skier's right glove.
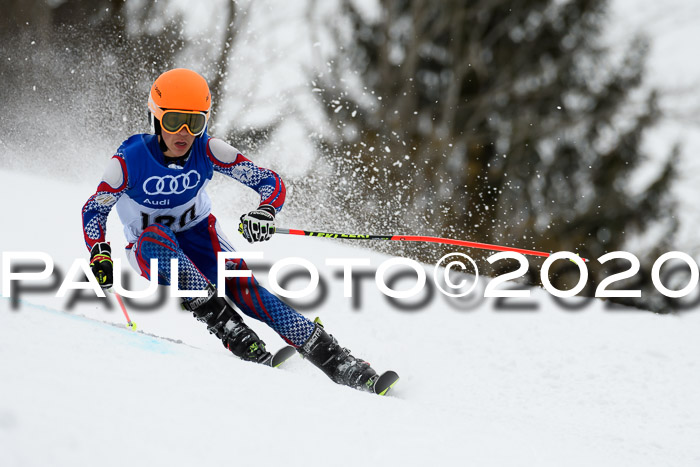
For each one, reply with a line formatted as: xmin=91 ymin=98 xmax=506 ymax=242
xmin=89 ymin=242 xmax=113 ymax=289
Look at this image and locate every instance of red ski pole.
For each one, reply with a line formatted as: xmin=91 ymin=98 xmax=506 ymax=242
xmin=114 ymin=292 xmax=137 ymax=331
xmin=275 ymin=227 xmax=587 ymax=261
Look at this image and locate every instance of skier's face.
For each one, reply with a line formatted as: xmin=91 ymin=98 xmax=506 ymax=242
xmin=161 ymin=126 xmax=195 ymax=158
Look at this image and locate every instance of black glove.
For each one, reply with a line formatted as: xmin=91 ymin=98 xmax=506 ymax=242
xmin=90 ymin=242 xmax=113 ymax=289
xmin=239 ymin=204 xmax=276 ymax=243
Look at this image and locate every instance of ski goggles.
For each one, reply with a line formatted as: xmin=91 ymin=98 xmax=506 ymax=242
xmin=155 ymin=109 xmax=209 ymax=136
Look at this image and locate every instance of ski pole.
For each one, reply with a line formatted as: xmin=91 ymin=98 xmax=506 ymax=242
xmin=114 ymin=292 xmax=137 ymax=331
xmin=274 ymin=227 xmax=587 ymax=261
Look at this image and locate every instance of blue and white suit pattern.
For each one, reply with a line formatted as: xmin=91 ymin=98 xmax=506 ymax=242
xmin=82 ymin=132 xmax=314 ymax=347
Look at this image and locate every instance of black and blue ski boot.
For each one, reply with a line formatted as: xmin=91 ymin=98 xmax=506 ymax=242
xmin=299 ymin=320 xmax=379 ymax=392
xmin=182 ymin=285 xmax=273 ymax=365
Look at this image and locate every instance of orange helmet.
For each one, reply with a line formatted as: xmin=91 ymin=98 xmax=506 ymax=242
xmin=148 ymin=68 xmax=211 ymax=136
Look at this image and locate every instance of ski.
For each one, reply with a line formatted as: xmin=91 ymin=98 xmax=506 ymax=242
xmin=268 ymin=345 xmax=297 ymax=368
xmin=371 ymin=370 xmax=400 ymax=396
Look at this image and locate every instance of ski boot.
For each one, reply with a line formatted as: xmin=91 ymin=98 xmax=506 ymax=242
xmin=299 ymin=320 xmax=379 ymax=392
xmin=182 ymin=285 xmax=273 ymax=365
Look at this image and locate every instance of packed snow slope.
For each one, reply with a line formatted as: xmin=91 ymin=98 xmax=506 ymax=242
xmin=1 ymin=167 xmax=700 ymax=467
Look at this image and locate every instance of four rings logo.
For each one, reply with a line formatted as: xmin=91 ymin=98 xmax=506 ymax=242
xmin=143 ymin=171 xmax=201 ymax=196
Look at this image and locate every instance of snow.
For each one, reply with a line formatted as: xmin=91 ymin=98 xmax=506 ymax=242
xmin=2 ymin=1 xmax=700 ymax=464
xmin=2 ymin=168 xmax=700 ymax=466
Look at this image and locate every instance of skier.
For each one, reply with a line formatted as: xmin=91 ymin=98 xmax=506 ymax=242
xmin=82 ymin=68 xmax=395 ymax=393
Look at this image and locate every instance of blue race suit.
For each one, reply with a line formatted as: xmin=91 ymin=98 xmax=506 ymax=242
xmin=82 ymin=132 xmax=314 ymax=347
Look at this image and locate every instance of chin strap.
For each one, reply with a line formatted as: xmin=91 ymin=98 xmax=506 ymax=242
xmin=148 ymin=111 xmax=170 ymax=153
xmin=158 ymin=135 xmax=169 ymax=153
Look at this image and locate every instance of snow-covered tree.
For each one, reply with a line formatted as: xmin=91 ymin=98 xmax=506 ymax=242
xmin=312 ymin=0 xmax=679 ymax=311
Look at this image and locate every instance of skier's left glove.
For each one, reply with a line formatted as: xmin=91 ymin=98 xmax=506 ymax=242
xmin=89 ymin=242 xmax=113 ymax=289
xmin=239 ymin=204 xmax=276 ymax=243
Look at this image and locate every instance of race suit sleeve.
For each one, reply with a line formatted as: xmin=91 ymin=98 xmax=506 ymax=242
xmin=81 ymin=155 xmax=128 ymax=251
xmin=205 ymin=137 xmax=286 ymax=213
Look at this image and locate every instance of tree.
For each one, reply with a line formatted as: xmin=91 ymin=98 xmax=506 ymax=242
xmin=312 ymin=0 xmax=678 ymax=311
xmin=0 ymin=1 xmax=263 ymax=169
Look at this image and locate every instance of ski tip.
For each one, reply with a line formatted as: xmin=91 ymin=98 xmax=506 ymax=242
xmin=271 ymin=345 xmax=297 ymax=368
xmin=373 ymin=370 xmax=399 ymax=396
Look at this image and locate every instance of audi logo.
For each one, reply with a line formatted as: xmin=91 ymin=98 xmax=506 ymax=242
xmin=143 ymin=170 xmax=201 ymax=195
